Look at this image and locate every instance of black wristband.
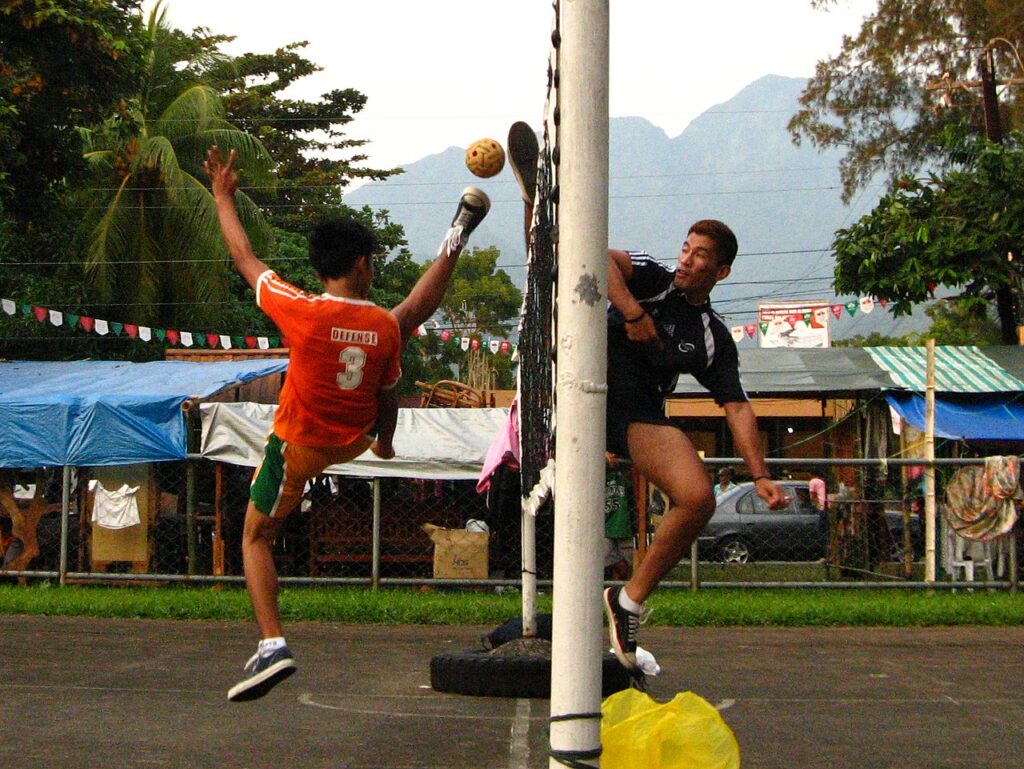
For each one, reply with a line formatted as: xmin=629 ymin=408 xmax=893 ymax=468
xmin=752 ymin=474 xmax=771 ymax=482
xmin=624 ymin=311 xmax=646 ymax=323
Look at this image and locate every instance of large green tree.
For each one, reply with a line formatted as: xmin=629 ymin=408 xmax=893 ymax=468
xmin=832 ymin=129 xmax=1024 ymax=341
xmin=202 ymin=42 xmax=399 ymax=233
xmin=78 ymin=2 xmax=274 ymax=330
xmin=0 ymin=0 xmax=143 ymax=218
xmin=790 ymin=0 xmax=1024 ymax=202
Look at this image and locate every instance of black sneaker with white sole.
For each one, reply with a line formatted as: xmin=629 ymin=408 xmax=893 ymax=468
xmin=438 ymin=186 xmax=490 ymax=257
xmin=603 ymin=586 xmax=640 ymax=671
xmin=227 ymin=646 xmax=297 ymax=702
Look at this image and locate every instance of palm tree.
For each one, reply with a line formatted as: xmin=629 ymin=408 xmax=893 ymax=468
xmin=79 ymin=1 xmax=274 ymax=330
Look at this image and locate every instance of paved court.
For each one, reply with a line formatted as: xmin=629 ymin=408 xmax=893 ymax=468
xmin=1 ymin=615 xmax=1022 ymax=768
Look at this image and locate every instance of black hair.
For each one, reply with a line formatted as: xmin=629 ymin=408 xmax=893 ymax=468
xmin=689 ymin=219 xmax=738 ymax=267
xmin=307 ymin=217 xmax=378 ymax=280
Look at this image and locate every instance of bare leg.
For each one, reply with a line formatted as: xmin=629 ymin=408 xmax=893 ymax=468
xmin=623 ymin=423 xmax=715 ymax=604
xmin=241 ymin=502 xmax=285 ymax=639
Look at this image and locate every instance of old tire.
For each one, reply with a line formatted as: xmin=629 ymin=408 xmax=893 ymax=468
xmin=430 ymin=649 xmax=633 ymax=698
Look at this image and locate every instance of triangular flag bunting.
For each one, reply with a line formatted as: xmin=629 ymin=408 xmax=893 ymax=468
xmin=180 ymin=331 xmax=194 ymax=348
xmin=730 ymin=326 xmax=743 ymax=343
xmin=66 ymin=313 xmax=80 ymax=329
xmin=1 ymin=298 xmax=14 ymax=315
xmin=759 ymin=321 xmax=769 ymax=335
xmin=489 ymin=339 xmax=500 ymax=354
xmin=220 ymin=335 xmax=232 ymax=349
xmin=124 ymin=324 xmax=138 ymax=339
xmin=258 ymin=337 xmax=270 ymax=349
xmin=460 ymin=337 xmax=470 ymax=351
xmin=19 ymin=303 xmax=32 ymax=317
xmin=844 ymin=301 xmax=858 ymax=317
xmin=80 ymin=316 xmax=95 ymax=332
xmin=744 ymin=323 xmax=756 ymax=338
xmin=245 ymin=336 xmax=257 ymax=349
xmin=830 ymin=305 xmax=843 ymax=319
xmin=138 ymin=326 xmax=151 ymax=341
xmin=94 ymin=319 xmax=109 ymax=335
xmin=109 ymin=322 xmax=123 ymax=336
xmin=166 ymin=329 xmax=179 ymax=345
xmin=206 ymin=333 xmax=219 ymax=348
xmin=32 ymin=306 xmax=47 ymax=323
xmin=858 ymin=297 xmax=874 ymax=314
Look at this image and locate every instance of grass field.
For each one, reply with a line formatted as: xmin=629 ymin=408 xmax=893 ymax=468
xmin=1 ymin=583 xmax=1022 ymax=626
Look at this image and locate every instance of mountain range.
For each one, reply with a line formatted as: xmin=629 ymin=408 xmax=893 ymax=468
xmin=344 ymin=75 xmax=929 ymax=340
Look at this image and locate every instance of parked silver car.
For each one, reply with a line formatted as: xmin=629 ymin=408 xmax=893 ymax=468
xmin=698 ymin=481 xmax=921 ymax=563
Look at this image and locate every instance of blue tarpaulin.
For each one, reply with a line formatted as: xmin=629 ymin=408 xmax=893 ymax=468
xmin=0 ymin=359 xmax=288 ymax=467
xmin=885 ymin=392 xmax=1024 ymax=441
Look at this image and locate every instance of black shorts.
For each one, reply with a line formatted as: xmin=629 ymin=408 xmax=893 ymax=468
xmin=605 ymin=353 xmax=678 ymax=458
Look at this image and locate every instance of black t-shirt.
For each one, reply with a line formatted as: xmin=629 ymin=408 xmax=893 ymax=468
xmin=608 ymin=252 xmax=747 ymax=404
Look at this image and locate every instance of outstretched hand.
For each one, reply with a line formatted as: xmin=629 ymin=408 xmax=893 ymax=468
xmin=756 ymin=479 xmax=791 ymax=510
xmin=204 ymin=146 xmax=238 ymax=199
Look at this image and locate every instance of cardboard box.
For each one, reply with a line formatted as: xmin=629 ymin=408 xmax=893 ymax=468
xmin=422 ymin=523 xmax=488 ymax=579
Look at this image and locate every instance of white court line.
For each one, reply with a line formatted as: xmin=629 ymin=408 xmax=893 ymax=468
xmin=298 ymin=692 xmax=547 ymax=722
xmin=508 ymin=699 xmax=532 ymax=769
xmin=0 ymin=683 xmax=207 ymax=695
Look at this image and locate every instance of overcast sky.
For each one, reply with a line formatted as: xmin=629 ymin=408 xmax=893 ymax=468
xmin=148 ymin=0 xmax=877 ymax=169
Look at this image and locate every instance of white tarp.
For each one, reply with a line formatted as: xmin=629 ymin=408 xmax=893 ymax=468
xmin=199 ymin=402 xmax=509 ymax=480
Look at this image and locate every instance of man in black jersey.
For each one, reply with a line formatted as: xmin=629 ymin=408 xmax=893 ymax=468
xmin=603 ymin=219 xmax=789 ymax=671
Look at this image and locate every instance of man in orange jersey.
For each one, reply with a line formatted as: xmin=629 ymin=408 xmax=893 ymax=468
xmin=205 ymin=146 xmax=490 ymax=701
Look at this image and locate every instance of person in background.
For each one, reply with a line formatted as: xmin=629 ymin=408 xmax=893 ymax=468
xmin=714 ymin=467 xmax=737 ymax=498
xmin=809 ymin=469 xmax=827 ymax=511
xmin=604 ymin=453 xmax=636 ymax=581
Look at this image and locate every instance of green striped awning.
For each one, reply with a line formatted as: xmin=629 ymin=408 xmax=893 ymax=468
xmin=867 ymin=346 xmax=1024 ymax=393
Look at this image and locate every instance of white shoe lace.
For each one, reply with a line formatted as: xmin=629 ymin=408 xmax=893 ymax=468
xmin=243 ymin=652 xmax=260 ymax=674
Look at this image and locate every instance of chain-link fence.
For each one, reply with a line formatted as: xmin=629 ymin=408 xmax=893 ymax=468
xmin=1 ymin=456 xmax=1019 ymax=589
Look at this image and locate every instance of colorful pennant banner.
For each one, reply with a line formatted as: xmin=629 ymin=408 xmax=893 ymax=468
xmin=1 ymin=297 xmax=520 ymax=356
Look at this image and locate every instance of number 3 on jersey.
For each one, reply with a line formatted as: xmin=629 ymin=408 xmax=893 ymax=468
xmin=336 ymin=346 xmax=366 ymax=390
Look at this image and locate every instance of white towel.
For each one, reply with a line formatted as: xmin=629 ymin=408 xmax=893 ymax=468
xmin=92 ymin=482 xmax=141 ymax=529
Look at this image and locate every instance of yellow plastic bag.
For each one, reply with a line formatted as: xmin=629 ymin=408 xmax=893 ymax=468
xmin=601 ymin=689 xmax=740 ymax=769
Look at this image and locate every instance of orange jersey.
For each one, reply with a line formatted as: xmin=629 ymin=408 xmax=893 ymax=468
xmin=256 ymin=270 xmax=401 ymax=448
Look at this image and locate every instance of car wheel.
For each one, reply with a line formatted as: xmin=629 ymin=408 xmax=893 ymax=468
xmin=719 ymin=537 xmax=751 ymax=564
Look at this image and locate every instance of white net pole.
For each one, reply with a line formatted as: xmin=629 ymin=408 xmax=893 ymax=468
xmin=548 ymin=1 xmax=609 ymax=766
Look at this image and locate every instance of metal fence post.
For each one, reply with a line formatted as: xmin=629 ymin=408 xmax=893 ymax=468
xmin=186 ymin=460 xmax=197 ymax=576
xmin=59 ymin=465 xmax=71 ymax=586
xmin=690 ymin=539 xmax=700 ymax=592
xmin=371 ymin=479 xmax=381 ymax=591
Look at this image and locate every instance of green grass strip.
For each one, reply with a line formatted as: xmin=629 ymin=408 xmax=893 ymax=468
xmin=3 ymin=584 xmax=1024 ymax=626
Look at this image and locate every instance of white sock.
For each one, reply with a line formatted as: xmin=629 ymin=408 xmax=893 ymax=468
xmin=259 ymin=636 xmax=286 ymax=654
xmin=618 ymin=589 xmax=643 ymax=615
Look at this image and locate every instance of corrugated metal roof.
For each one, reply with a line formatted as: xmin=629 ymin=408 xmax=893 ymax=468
xmin=671 ymin=347 xmax=899 ymax=396
xmin=670 ymin=346 xmax=1024 ymax=397
xmin=868 ymin=346 xmax=1024 ymax=393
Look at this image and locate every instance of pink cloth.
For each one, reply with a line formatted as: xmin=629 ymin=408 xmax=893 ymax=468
xmin=809 ymin=477 xmax=826 ymax=509
xmin=476 ymin=399 xmax=520 ymax=493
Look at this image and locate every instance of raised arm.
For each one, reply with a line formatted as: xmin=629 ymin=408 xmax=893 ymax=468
xmin=391 ymin=251 xmax=463 ymax=345
xmin=205 ymin=146 xmax=270 ymax=290
xmin=608 ymin=249 xmax=660 ymax=345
